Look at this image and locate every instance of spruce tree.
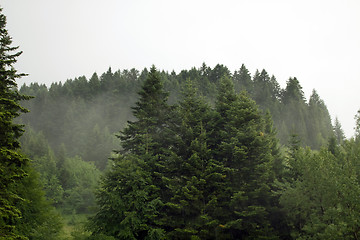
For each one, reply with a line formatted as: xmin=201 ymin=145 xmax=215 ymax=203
xmin=333 ymin=117 xmax=345 ymax=144
xmin=0 ymin=7 xmax=30 ymax=240
xmin=233 ymin=64 xmax=252 ymax=94
xmin=163 ymin=80 xmax=228 ymax=239
xmin=90 ymin=66 xmax=172 ymax=239
xmin=213 ymin=77 xmax=277 ymax=239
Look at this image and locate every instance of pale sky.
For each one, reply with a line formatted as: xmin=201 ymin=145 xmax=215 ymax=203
xmin=2 ymin=0 xmax=360 ymax=138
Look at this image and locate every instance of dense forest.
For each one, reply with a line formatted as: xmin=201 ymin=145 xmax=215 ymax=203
xmin=2 ymin=6 xmax=360 ymax=240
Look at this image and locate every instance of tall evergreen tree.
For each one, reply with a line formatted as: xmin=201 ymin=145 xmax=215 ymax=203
xmin=0 ymin=7 xmax=30 ymax=240
xmin=119 ymin=65 xmax=172 ymax=156
xmin=163 ymin=80 xmax=228 ymax=239
xmin=280 ymin=77 xmax=308 ymax=145
xmin=90 ymin=66 xmax=172 ymax=239
xmin=213 ymin=77 xmax=278 ymax=239
xmin=307 ymin=89 xmax=333 ymax=149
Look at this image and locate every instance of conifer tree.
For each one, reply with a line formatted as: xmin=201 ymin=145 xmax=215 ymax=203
xmin=213 ymin=77 xmax=277 ymax=239
xmin=163 ymin=80 xmax=228 ymax=239
xmin=233 ymin=64 xmax=252 ymax=94
xmin=90 ymin=66 xmax=171 ymax=239
xmin=333 ymin=117 xmax=345 ymax=144
xmin=355 ymin=109 xmax=360 ymax=139
xmin=119 ymin=65 xmax=172 ymax=156
xmin=307 ymin=89 xmax=333 ymax=149
xmin=0 ymin=7 xmax=30 ymax=240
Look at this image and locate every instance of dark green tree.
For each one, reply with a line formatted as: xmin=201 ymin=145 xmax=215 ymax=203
xmin=90 ymin=66 xmax=172 ymax=239
xmin=119 ymin=65 xmax=173 ymax=156
xmin=0 ymin=7 xmax=30 ymax=240
xmin=163 ymin=79 xmax=228 ymax=239
xmin=213 ymin=77 xmax=278 ymax=239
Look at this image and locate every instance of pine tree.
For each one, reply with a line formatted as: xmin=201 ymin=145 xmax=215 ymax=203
xmin=0 ymin=7 xmax=30 ymax=240
xmin=307 ymin=89 xmax=333 ymax=149
xmin=90 ymin=66 xmax=172 ymax=239
xmin=233 ymin=64 xmax=252 ymax=94
xmin=119 ymin=65 xmax=172 ymax=156
xmin=280 ymin=77 xmax=308 ymax=145
xmin=213 ymin=77 xmax=277 ymax=239
xmin=355 ymin=110 xmax=360 ymax=140
xmin=333 ymin=117 xmax=345 ymax=144
xmin=163 ymin=79 xmax=228 ymax=239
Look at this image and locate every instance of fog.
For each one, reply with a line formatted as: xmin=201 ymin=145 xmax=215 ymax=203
xmin=2 ymin=0 xmax=360 ymax=137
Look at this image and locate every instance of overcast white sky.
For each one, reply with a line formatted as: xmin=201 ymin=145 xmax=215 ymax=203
xmin=2 ymin=0 xmax=360 ymax=138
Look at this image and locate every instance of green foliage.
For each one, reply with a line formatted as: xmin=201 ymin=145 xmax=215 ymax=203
xmin=333 ymin=117 xmax=345 ymax=144
xmin=89 ymin=154 xmax=164 ymax=239
xmin=20 ymin=128 xmax=64 ymax=206
xmin=89 ymin=73 xmax=285 ymax=239
xmin=280 ymin=136 xmax=360 ymax=239
xmin=213 ymin=78 xmax=279 ymax=239
xmin=62 ymin=156 xmax=100 ymax=214
xmin=13 ymin=166 xmax=63 ymax=240
xmin=89 ymin=66 xmax=170 ymax=239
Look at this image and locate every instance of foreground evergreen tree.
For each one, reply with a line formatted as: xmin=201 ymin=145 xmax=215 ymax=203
xmin=89 ymin=66 xmax=171 ymax=239
xmin=163 ymin=80 xmax=228 ymax=239
xmin=213 ymin=77 xmax=278 ymax=239
xmin=0 ymin=7 xmax=30 ymax=240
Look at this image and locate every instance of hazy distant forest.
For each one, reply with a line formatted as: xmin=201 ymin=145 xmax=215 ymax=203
xmin=2 ymin=6 xmax=360 ymax=240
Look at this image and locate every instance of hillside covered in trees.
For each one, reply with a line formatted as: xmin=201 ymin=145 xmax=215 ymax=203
xmin=19 ymin=62 xmax=339 ymax=171
xmin=4 ymin=4 xmax=360 ymax=240
xmin=16 ymin=63 xmax=357 ymax=239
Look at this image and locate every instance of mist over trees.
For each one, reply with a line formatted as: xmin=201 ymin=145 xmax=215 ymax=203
xmin=3 ymin=3 xmax=360 ymax=239
xmin=16 ymin=62 xmax=360 ymax=239
xmin=19 ymin=63 xmax=334 ymax=168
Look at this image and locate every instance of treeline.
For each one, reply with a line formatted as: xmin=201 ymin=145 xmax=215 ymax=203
xmin=19 ymin=63 xmax=338 ymax=173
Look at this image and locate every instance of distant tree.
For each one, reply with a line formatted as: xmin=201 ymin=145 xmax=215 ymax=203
xmin=233 ymin=64 xmax=252 ymax=93
xmin=355 ymin=109 xmax=360 ymax=139
xmin=282 ymin=77 xmax=305 ymax=104
xmin=208 ymin=64 xmax=231 ymax=83
xmin=62 ymin=156 xmax=100 ymax=214
xmin=280 ymin=77 xmax=308 ymax=145
xmin=307 ymin=89 xmax=333 ymax=149
xmin=252 ymin=69 xmax=281 ymax=116
xmin=0 ymin=7 xmax=30 ymax=239
xmin=333 ymin=117 xmax=345 ymax=144
xmin=89 ymin=72 xmax=101 ymax=95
